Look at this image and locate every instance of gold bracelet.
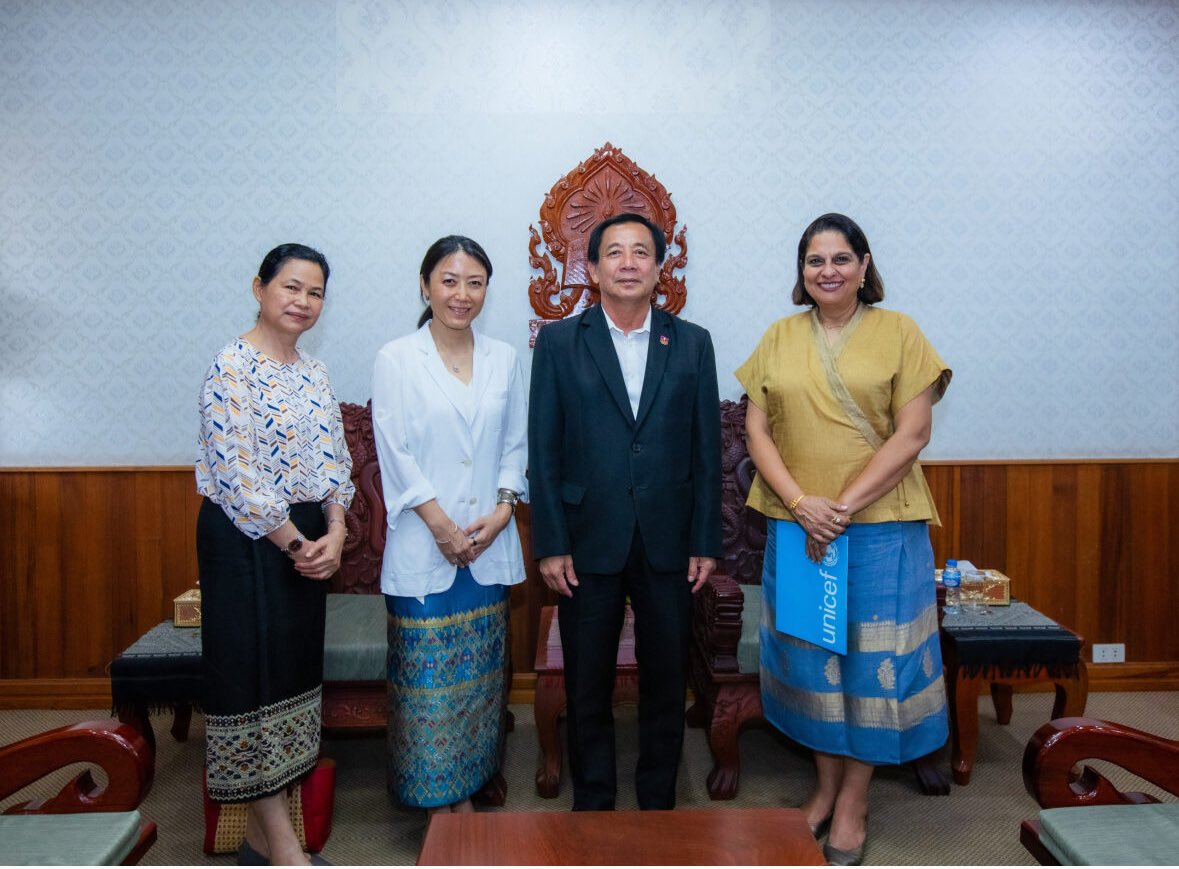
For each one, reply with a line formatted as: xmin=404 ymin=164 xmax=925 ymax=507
xmin=788 ymin=493 xmax=806 ymax=512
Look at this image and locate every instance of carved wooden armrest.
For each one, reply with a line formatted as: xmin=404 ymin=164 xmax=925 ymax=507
xmin=1023 ymin=716 xmax=1179 ymax=809
xmin=0 ymin=719 xmax=153 ymax=814
xmin=693 ymin=570 xmax=746 ymax=674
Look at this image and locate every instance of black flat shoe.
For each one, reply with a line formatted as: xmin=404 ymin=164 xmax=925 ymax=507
xmin=309 ymin=855 xmax=332 ymax=866
xmin=237 ymin=841 xmax=270 ymax=866
xmin=823 ymin=841 xmax=864 ymax=866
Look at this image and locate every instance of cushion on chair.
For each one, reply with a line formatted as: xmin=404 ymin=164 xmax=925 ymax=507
xmin=737 ymin=584 xmax=762 ymax=675
xmin=323 ymin=593 xmax=387 ymax=682
xmin=1038 ymin=803 xmax=1179 ymax=866
xmin=2 ymin=811 xmax=144 ymax=865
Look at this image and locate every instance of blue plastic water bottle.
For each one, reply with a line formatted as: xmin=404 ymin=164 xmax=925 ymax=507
xmin=943 ymin=559 xmax=962 ymax=615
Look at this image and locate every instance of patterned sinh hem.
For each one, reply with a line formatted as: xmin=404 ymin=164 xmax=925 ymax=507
xmin=386 ymin=592 xmax=508 ymax=808
xmin=206 ymin=685 xmax=322 ymax=803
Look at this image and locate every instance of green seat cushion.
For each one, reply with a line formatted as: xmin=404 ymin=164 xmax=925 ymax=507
xmin=1039 ymin=803 xmax=1179 ymax=865
xmin=2 ymin=811 xmax=143 ymax=865
xmin=323 ymin=593 xmax=387 ymax=682
xmin=738 ymin=584 xmax=762 ymax=675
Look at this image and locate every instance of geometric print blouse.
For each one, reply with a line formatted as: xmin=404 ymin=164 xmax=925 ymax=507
xmin=196 ymin=339 xmax=355 ymax=539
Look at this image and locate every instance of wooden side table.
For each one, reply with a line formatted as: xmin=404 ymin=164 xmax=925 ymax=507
xmin=940 ymin=602 xmax=1088 ymax=785
xmin=533 ymin=604 xmax=639 ymax=797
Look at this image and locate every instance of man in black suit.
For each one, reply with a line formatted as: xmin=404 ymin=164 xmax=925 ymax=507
xmin=528 ymin=212 xmax=722 ymax=810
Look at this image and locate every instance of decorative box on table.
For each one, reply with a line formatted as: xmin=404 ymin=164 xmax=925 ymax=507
xmin=936 ymin=569 xmax=1011 ymax=605
xmin=173 ymin=588 xmax=202 ymax=626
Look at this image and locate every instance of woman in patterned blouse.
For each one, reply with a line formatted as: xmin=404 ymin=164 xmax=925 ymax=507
xmin=195 ymin=243 xmax=354 ymax=866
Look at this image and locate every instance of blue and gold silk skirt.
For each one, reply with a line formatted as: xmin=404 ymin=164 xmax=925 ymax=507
xmin=760 ymin=520 xmax=948 ymax=765
xmin=384 ymin=568 xmax=508 ymax=807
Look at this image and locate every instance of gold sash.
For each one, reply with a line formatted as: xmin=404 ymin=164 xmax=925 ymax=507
xmin=810 ymin=306 xmax=886 ymax=451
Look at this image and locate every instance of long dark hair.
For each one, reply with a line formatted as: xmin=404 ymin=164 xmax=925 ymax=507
xmin=416 ymin=235 xmax=493 ymax=328
xmin=790 ymin=213 xmax=883 ymax=306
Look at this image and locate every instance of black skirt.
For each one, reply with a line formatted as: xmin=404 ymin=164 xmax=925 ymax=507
xmin=197 ymin=498 xmax=327 ymax=803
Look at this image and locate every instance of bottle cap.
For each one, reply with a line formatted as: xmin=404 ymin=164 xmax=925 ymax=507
xmin=946 ymin=559 xmax=958 ymax=567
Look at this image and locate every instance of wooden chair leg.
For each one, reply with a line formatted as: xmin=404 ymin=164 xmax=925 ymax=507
xmin=990 ymin=683 xmax=1014 ymax=725
xmin=951 ymin=673 xmax=982 ymax=785
xmin=704 ymin=684 xmax=752 ymax=800
xmin=533 ymin=673 xmax=564 ymax=798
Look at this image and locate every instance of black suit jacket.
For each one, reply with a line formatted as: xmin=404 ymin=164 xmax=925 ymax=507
xmin=528 ymin=304 xmax=722 ymax=574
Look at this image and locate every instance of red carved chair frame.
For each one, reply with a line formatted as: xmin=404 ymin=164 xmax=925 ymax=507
xmin=527 ymin=141 xmax=687 ymax=343
xmin=1 ymin=719 xmax=157 ymax=864
xmin=1019 ymin=716 xmax=1179 ymax=864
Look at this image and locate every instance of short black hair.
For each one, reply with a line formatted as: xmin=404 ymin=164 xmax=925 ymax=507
xmin=257 ymin=243 xmax=330 ymax=293
xmin=586 ymin=212 xmax=666 ymax=265
xmin=791 ymin=213 xmax=884 ymax=307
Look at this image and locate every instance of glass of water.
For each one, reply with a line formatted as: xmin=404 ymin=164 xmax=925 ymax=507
xmin=962 ymin=570 xmax=990 ymax=615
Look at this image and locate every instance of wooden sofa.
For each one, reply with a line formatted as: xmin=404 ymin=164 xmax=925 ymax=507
xmin=686 ymin=397 xmax=948 ymax=799
xmin=1020 ymin=716 xmax=1179 ymax=865
xmin=0 ymin=719 xmax=157 ymax=865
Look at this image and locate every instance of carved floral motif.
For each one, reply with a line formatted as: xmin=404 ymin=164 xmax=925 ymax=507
xmin=528 ymin=142 xmax=687 ymax=344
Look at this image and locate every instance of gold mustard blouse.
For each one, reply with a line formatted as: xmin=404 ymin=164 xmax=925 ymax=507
xmin=735 ymin=306 xmax=951 ymax=525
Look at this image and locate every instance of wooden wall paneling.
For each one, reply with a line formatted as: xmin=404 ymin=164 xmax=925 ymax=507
xmin=65 ymin=473 xmax=114 ymax=678
xmin=1069 ymin=464 xmax=1104 ymax=655
xmin=958 ymin=464 xmax=1010 ymax=573
xmin=1114 ymin=464 xmax=1176 ymax=661
xmin=2 ymin=462 xmax=1178 ymax=704
xmin=32 ymin=474 xmax=65 ymax=679
xmin=922 ymin=463 xmax=958 ymax=565
xmin=0 ymin=474 xmax=35 ymax=679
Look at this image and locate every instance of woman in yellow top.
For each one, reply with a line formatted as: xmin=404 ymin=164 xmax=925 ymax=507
xmin=736 ymin=214 xmax=950 ymax=866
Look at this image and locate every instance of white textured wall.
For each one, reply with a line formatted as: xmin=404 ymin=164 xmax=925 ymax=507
xmin=2 ymin=0 xmax=1176 ymax=464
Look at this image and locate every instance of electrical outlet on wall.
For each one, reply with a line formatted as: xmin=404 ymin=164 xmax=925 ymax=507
xmin=1092 ymin=643 xmax=1125 ymax=663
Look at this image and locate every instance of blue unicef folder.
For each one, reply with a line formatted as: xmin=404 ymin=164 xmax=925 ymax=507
xmin=774 ymin=519 xmax=848 ymax=655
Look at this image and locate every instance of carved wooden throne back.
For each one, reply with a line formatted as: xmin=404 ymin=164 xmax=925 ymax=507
xmin=528 ymin=142 xmax=688 ymax=343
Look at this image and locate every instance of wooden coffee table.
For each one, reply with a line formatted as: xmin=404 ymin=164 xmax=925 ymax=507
xmin=417 ymin=807 xmax=825 ymax=865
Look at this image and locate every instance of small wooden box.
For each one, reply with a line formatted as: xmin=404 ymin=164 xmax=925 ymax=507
xmin=936 ymin=568 xmax=1012 ymax=605
xmin=174 ymin=588 xmax=202 ymax=627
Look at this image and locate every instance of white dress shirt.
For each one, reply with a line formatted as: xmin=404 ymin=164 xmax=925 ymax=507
xmin=371 ymin=324 xmax=528 ymax=598
xmin=602 ymin=306 xmax=651 ymax=417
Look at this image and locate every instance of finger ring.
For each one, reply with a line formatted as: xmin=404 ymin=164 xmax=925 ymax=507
xmin=832 ymin=514 xmax=840 ymax=524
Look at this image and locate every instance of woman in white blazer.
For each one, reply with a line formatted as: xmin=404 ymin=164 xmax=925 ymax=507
xmin=371 ymin=236 xmax=527 ymax=815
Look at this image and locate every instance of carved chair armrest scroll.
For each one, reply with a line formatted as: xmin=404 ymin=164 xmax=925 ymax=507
xmin=0 ymin=720 xmax=153 ymax=814
xmin=1022 ymin=716 xmax=1179 ymax=809
xmin=694 ymin=572 xmax=745 ymax=674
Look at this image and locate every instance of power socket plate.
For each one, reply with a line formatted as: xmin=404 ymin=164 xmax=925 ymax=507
xmin=1092 ymin=643 xmax=1125 ymax=663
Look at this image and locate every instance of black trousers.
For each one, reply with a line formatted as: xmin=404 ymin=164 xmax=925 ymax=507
xmin=557 ymin=528 xmax=694 ymax=810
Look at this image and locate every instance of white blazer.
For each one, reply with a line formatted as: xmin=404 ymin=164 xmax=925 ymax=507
xmin=372 ymin=324 xmax=528 ymax=598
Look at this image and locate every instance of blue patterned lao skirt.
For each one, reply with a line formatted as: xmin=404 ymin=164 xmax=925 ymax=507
xmin=760 ymin=520 xmax=948 ymax=765
xmin=384 ymin=567 xmax=508 ymax=808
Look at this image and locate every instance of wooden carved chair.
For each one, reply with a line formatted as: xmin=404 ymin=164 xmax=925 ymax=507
xmin=526 ymin=141 xmax=687 ymax=343
xmin=0 ymin=719 xmax=157 ymax=865
xmin=1020 ymin=716 xmax=1179 ymax=865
